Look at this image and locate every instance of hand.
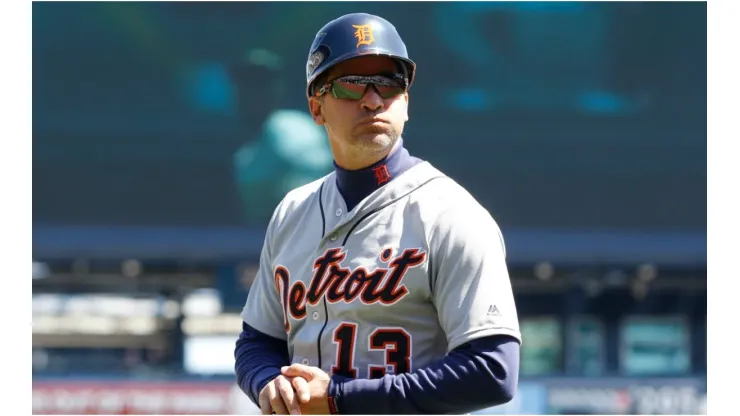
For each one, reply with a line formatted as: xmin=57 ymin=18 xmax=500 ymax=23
xmin=281 ymin=364 xmax=332 ymax=415
xmin=258 ymin=374 xmax=311 ymax=415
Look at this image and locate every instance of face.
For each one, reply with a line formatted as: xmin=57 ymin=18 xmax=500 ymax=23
xmin=308 ymin=55 xmax=409 ymax=168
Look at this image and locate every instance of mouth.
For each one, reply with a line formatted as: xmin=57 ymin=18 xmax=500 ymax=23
xmin=357 ymin=118 xmax=388 ymax=126
xmin=354 ymin=120 xmax=391 ymax=136
xmin=358 ymin=116 xmax=388 ymax=124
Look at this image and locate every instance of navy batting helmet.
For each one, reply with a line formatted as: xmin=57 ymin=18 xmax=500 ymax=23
xmin=305 ymin=13 xmax=416 ymax=97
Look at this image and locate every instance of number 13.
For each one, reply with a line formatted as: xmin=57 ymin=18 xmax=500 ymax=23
xmin=331 ymin=322 xmax=412 ymax=379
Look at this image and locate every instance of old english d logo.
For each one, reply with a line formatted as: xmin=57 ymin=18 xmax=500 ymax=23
xmin=352 ymin=24 xmax=375 ymax=47
xmin=373 ymin=165 xmax=391 ymax=185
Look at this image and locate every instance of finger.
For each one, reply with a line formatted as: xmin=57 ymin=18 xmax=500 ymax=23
xmin=269 ymin=378 xmax=291 ymax=415
xmin=292 ymin=377 xmax=311 ymax=403
xmin=276 ymin=376 xmax=301 ymax=415
xmin=281 ymin=364 xmax=315 ymax=379
xmin=259 ymin=383 xmax=273 ymax=415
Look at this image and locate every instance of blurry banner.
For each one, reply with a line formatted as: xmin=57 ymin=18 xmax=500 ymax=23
xmin=544 ymin=377 xmax=706 ymax=415
xmin=32 ymin=381 xmax=260 ymax=415
xmin=520 ymin=317 xmax=563 ymax=376
xmin=620 ymin=316 xmax=692 ymax=376
xmin=32 ymin=377 xmax=704 ymax=415
xmin=566 ymin=316 xmax=606 ymax=376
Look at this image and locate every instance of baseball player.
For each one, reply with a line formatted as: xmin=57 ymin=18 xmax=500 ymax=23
xmin=235 ymin=13 xmax=522 ymax=415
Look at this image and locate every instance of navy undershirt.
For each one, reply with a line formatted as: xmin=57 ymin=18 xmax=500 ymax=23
xmin=333 ymin=139 xmax=423 ymax=212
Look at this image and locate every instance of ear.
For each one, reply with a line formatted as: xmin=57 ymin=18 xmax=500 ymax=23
xmin=308 ymin=97 xmax=325 ymax=126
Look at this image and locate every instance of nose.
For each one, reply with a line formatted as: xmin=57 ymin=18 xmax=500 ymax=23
xmin=360 ymin=85 xmax=385 ymax=111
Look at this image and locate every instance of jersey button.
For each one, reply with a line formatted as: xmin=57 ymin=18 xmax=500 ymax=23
xmin=312 ymin=311 xmax=319 ymax=320
xmin=329 ymin=233 xmax=338 ymax=242
xmin=335 ymin=208 xmax=343 ymax=217
xmin=301 ymin=358 xmax=310 ymax=365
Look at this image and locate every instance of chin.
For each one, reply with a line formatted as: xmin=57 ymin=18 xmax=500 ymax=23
xmin=355 ymin=132 xmax=396 ymax=150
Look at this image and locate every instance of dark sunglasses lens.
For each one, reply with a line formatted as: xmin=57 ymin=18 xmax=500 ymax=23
xmin=332 ymin=75 xmax=406 ymax=100
xmin=332 ymin=81 xmax=367 ymax=99
xmin=375 ymin=85 xmax=405 ymax=98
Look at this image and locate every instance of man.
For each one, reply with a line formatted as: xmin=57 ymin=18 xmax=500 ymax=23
xmin=234 ymin=13 xmax=521 ymax=415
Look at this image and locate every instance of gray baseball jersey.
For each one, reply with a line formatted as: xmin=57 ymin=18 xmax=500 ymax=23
xmin=241 ymin=161 xmax=521 ymax=379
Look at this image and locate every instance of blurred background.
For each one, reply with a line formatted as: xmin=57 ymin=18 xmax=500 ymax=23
xmin=32 ymin=1 xmax=706 ymax=414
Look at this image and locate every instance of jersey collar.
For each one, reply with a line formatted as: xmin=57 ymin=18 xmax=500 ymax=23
xmin=333 ymin=138 xmax=423 ymax=212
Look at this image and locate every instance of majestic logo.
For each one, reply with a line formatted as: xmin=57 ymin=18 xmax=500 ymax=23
xmin=352 ymin=24 xmax=375 ymax=47
xmin=373 ymin=165 xmax=391 ymax=185
xmin=275 ymin=248 xmax=426 ymax=331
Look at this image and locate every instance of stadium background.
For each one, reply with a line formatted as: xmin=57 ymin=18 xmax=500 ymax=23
xmin=31 ymin=1 xmax=707 ymax=414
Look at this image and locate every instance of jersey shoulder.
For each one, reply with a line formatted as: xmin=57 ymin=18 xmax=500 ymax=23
xmin=267 ymin=171 xmax=334 ymax=231
xmin=412 ymin=164 xmax=494 ymax=219
xmin=409 ymin=164 xmax=506 ymax=255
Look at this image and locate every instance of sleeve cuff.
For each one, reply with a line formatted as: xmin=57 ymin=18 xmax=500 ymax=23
xmin=254 ymin=368 xmax=281 ymax=400
xmin=328 ymin=375 xmax=347 ymax=414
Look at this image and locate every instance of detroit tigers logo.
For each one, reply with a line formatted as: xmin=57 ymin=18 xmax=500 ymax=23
xmin=373 ymin=165 xmax=391 ymax=185
xmin=275 ymin=247 xmax=426 ymax=331
xmin=352 ymin=24 xmax=375 ymax=47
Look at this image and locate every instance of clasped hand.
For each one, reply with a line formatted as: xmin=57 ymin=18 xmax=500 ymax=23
xmin=258 ymin=364 xmax=332 ymax=415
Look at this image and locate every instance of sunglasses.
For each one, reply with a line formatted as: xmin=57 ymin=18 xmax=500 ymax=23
xmin=316 ymin=73 xmax=408 ymax=100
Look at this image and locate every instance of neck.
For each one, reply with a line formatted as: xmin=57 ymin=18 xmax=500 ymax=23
xmin=333 ymin=138 xmax=423 ymax=211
